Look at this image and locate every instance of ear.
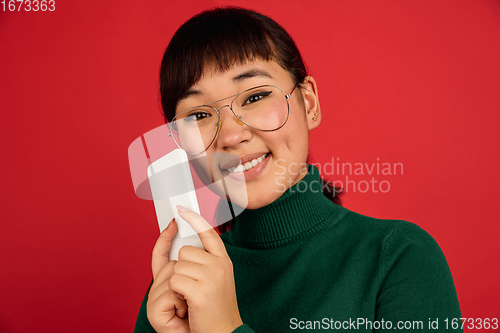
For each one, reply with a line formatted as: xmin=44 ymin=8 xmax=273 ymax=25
xmin=299 ymin=76 xmax=321 ymax=130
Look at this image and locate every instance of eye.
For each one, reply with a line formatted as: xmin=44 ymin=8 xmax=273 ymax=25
xmin=184 ymin=111 xmax=212 ymax=122
xmin=243 ymin=90 xmax=272 ymax=105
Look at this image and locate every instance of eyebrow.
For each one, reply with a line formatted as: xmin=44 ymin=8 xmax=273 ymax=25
xmin=178 ymin=68 xmax=274 ymax=102
xmin=179 ymin=89 xmax=202 ymax=101
xmin=232 ymin=69 xmax=273 ymax=81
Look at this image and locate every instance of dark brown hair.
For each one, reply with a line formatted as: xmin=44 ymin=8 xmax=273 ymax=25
xmin=159 ymin=7 xmax=342 ymax=232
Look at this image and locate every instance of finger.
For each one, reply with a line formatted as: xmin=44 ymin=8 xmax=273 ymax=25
xmin=148 ymin=290 xmax=188 ymax=320
xmin=174 ymin=297 xmax=188 ymax=319
xmin=173 ymin=259 xmax=204 ymax=281
xmin=178 ymin=245 xmax=212 ymax=265
xmin=148 ymin=277 xmax=171 ymax=303
xmin=148 ymin=261 xmax=176 ymax=302
xmin=169 ymin=273 xmax=198 ymax=302
xmin=177 ymin=205 xmax=227 ymax=257
xmin=152 ymin=219 xmax=177 ymax=279
xmin=160 ymin=292 xmax=188 ymax=318
xmin=153 ymin=260 xmax=178 ymax=286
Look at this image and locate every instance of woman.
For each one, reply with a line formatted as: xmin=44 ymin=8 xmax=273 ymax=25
xmin=135 ymin=7 xmax=461 ymax=333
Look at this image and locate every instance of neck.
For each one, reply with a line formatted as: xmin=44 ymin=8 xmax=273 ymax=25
xmin=222 ymin=164 xmax=345 ymax=249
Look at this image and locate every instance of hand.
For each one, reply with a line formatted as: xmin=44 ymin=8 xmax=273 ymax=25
xmin=147 ymin=220 xmax=190 ymax=333
xmin=170 ymin=205 xmax=244 ymax=333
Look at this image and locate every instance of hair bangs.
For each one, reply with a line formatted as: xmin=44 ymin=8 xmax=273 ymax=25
xmin=202 ymin=10 xmax=276 ymax=72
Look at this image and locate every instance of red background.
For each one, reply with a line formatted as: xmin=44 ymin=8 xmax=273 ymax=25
xmin=1 ymin=0 xmax=499 ymax=331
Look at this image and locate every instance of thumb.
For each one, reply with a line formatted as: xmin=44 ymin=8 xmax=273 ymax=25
xmin=151 ymin=219 xmax=177 ymax=279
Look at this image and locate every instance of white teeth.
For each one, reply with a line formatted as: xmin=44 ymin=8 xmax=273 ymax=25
xmin=227 ymin=153 xmax=268 ymax=173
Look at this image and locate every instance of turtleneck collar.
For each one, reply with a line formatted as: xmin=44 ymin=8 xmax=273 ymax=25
xmin=221 ymin=164 xmax=345 ymax=249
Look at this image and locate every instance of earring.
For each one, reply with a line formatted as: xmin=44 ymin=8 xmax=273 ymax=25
xmin=312 ymin=113 xmax=318 ymax=121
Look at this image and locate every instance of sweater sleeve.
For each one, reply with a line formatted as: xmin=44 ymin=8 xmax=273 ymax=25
xmin=134 ymin=293 xmax=157 ymax=333
xmin=375 ymin=221 xmax=462 ymax=332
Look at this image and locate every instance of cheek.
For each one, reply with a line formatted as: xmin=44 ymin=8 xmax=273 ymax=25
xmin=189 ymin=149 xmax=237 ymax=183
xmin=276 ymin=108 xmax=310 ymax=172
xmin=189 ymin=154 xmax=214 ymax=185
xmin=275 ymin=107 xmax=310 ymax=153
xmin=189 ymin=152 xmax=246 ymax=204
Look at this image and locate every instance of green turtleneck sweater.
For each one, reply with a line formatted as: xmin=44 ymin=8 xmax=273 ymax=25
xmin=135 ymin=165 xmax=461 ymax=332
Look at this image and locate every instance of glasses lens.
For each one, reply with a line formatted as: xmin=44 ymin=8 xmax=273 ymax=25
xmin=169 ymin=106 xmax=219 ymax=155
xmin=231 ymin=85 xmax=289 ymax=131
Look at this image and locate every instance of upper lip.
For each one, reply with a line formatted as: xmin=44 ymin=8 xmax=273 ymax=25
xmin=220 ymin=152 xmax=269 ymax=170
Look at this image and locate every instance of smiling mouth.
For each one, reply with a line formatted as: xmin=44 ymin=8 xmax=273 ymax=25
xmin=223 ymin=153 xmax=269 ymax=174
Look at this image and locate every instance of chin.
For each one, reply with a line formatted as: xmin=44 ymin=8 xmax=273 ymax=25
xmin=244 ymin=191 xmax=282 ymax=210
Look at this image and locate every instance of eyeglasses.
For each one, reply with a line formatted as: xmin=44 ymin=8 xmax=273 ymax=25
xmin=167 ymin=84 xmax=297 ymax=155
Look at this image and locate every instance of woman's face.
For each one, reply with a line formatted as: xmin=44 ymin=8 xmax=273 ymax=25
xmin=175 ymin=59 xmax=321 ymax=209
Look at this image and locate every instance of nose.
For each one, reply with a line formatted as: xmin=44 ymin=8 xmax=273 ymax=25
xmin=215 ymin=105 xmax=252 ymax=149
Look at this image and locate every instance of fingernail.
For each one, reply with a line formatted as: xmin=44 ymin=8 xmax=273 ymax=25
xmin=177 ymin=205 xmax=189 ymax=213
